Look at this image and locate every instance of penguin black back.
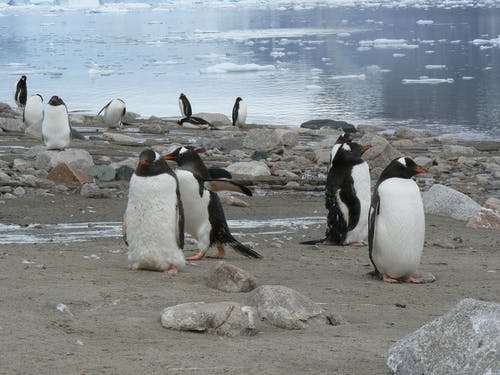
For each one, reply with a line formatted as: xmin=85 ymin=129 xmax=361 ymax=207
xmin=232 ymin=97 xmax=242 ymax=126
xmin=179 ymin=93 xmax=192 ymax=118
xmin=15 ymin=75 xmax=27 ymax=106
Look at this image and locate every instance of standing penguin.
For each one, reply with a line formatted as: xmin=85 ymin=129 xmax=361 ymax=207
xmin=178 ymin=93 xmax=192 ymax=118
xmin=164 ymin=147 xmax=262 ymax=261
xmin=42 ymin=96 xmax=71 ymax=150
xmin=97 ymin=98 xmax=126 ymax=129
xmin=232 ymin=97 xmax=247 ymax=128
xmin=368 ymin=157 xmax=426 ymax=283
xmin=301 ymin=142 xmax=371 ymax=246
xmin=23 ymin=94 xmax=44 ymax=128
xmin=124 ymin=149 xmax=185 ymax=273
xmin=14 ymin=75 xmax=27 ymax=108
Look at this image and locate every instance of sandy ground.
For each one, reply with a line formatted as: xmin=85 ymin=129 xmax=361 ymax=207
xmin=0 ymin=193 xmax=498 ymax=374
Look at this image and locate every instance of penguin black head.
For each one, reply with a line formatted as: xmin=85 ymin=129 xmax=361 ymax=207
xmin=136 ymin=149 xmax=171 ymax=177
xmin=179 ymin=93 xmax=186 ymax=99
xmin=235 ymin=97 xmax=242 ymax=103
xmin=48 ymin=96 xmax=65 ymax=106
xmin=337 ymin=132 xmax=353 ymax=144
xmin=163 ymin=146 xmax=209 ymax=178
xmin=380 ymin=156 xmax=426 ymax=181
xmin=20 ymin=75 xmax=27 ymax=82
xmin=332 ymin=142 xmax=371 ymax=166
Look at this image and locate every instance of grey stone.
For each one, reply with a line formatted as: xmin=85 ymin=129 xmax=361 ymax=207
xmin=25 ymin=123 xmax=43 ymax=139
xmin=102 ymin=132 xmax=143 ymax=146
xmin=161 ymin=302 xmax=258 ymax=337
xmin=413 ymin=156 xmax=433 ymax=167
xmin=110 ymin=157 xmax=137 ymax=170
xmin=387 ymin=298 xmax=499 ymax=375
xmin=466 ymin=197 xmax=500 ymax=230
xmin=393 ymin=126 xmax=420 ymax=139
xmin=300 ymin=119 xmax=356 ymax=132
xmin=193 ymin=112 xmax=231 ymax=127
xmin=274 ymin=129 xmax=300 ymax=148
xmin=226 ymin=161 xmax=271 ymax=178
xmin=313 ymin=149 xmax=331 ymax=165
xmin=138 ymin=123 xmax=164 ymax=134
xmin=0 ymin=117 xmax=24 ymax=132
xmin=80 ymin=183 xmax=109 ymax=198
xmin=13 ymin=187 xmax=26 ymax=197
xmin=443 ymin=144 xmax=476 ymax=156
xmin=200 ymin=137 xmax=244 ymax=153
xmin=422 ymin=184 xmax=482 ymax=221
xmin=0 ymin=171 xmax=11 ymax=183
xmin=115 ymin=165 xmax=134 ymax=181
xmin=243 ymin=129 xmax=283 ymax=153
xmin=35 ymin=149 xmax=94 ymax=171
xmin=244 ymin=285 xmax=328 ymax=330
xmin=359 ymin=133 xmax=401 ymax=170
xmin=206 ymin=261 xmax=257 ymax=292
xmin=86 ymin=165 xmax=116 ymax=182
xmin=70 ymin=127 xmax=86 ymax=140
xmin=250 ymin=150 xmax=269 ymax=161
xmin=12 ymin=159 xmax=33 ymax=172
xmin=392 ymin=139 xmax=414 ymax=148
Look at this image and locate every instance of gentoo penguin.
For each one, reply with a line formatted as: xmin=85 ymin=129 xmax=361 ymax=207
xmin=178 ymin=93 xmax=192 ymax=118
xmin=23 ymin=94 xmax=43 ymax=128
xmin=329 ymin=132 xmax=353 ymax=169
xmin=368 ymin=156 xmax=426 ymax=283
xmin=42 ymin=96 xmax=71 ymax=150
xmin=301 ymin=141 xmax=371 ymax=246
xmin=232 ymin=97 xmax=247 ymax=128
xmin=124 ymin=149 xmax=185 ymax=273
xmin=97 ymin=98 xmax=126 ymax=129
xmin=177 ymin=116 xmax=214 ymax=129
xmin=164 ymin=147 xmax=262 ymax=260
xmin=14 ymin=75 xmax=27 ymax=108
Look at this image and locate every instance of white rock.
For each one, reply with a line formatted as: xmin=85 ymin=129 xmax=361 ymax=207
xmin=0 ymin=117 xmax=24 ymax=132
xmin=35 ymin=149 xmax=94 ymax=171
xmin=226 ymin=161 xmax=271 ymax=177
xmin=193 ymin=112 xmax=232 ymax=126
xmin=443 ymin=144 xmax=476 ymax=156
xmin=422 ymin=184 xmax=482 ymax=221
xmin=102 ymin=132 xmax=143 ymax=146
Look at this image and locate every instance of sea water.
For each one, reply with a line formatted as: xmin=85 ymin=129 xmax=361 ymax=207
xmin=0 ymin=0 xmax=499 ymax=140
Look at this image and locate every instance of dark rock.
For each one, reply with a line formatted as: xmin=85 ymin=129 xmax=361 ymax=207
xmin=115 ymin=165 xmax=134 ymax=181
xmin=70 ymin=127 xmax=86 ymax=140
xmin=206 ymin=261 xmax=257 ymax=292
xmin=300 ymin=119 xmax=356 ymax=133
xmin=250 ymin=151 xmax=269 ymax=160
xmin=86 ymin=165 xmax=116 ymax=182
xmin=47 ymin=163 xmax=93 ymax=186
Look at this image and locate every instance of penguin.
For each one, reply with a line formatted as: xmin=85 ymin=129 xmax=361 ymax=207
xmin=177 ymin=116 xmax=214 ymax=129
xmin=301 ymin=141 xmax=371 ymax=246
xmin=368 ymin=156 xmax=426 ymax=283
xmin=14 ymin=75 xmax=27 ymax=108
xmin=23 ymin=94 xmax=43 ymax=128
xmin=42 ymin=96 xmax=71 ymax=150
xmin=97 ymin=98 xmax=126 ymax=129
xmin=232 ymin=97 xmax=247 ymax=128
xmin=163 ymin=147 xmax=262 ymax=261
xmin=329 ymin=132 xmax=353 ymax=170
xmin=178 ymin=93 xmax=192 ymax=119
xmin=124 ymin=149 xmax=185 ymax=273
xmin=166 ymin=146 xmax=252 ymax=196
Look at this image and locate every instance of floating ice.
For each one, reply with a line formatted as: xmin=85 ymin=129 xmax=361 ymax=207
xmin=462 ymin=76 xmax=474 ymax=80
xmin=416 ymin=19 xmax=434 ymax=25
xmin=470 ymin=36 xmax=500 ymax=47
xmin=402 ymin=78 xmax=454 ymax=84
xmin=359 ymin=38 xmax=419 ymax=50
xmin=425 ymin=64 xmax=446 ymax=69
xmin=393 ymin=53 xmax=406 ymax=58
xmin=88 ymin=62 xmax=114 ymax=77
xmin=330 ymin=74 xmax=366 ymax=80
xmin=199 ymin=62 xmax=276 ymax=74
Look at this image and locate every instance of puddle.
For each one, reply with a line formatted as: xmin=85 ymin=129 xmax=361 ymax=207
xmin=0 ymin=216 xmax=324 ymax=244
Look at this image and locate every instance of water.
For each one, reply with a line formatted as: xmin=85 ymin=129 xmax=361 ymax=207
xmin=0 ymin=1 xmax=499 ymax=140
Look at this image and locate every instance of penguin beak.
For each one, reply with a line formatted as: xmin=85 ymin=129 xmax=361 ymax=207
xmin=163 ymin=155 xmax=176 ymax=161
xmin=414 ymin=166 xmax=426 ymax=174
xmin=361 ymin=145 xmax=372 ymax=152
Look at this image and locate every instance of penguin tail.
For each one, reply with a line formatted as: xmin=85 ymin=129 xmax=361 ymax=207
xmin=226 ymin=239 xmax=262 ymax=259
xmin=122 ymin=121 xmax=133 ymax=126
xmin=299 ymin=238 xmax=324 ymax=245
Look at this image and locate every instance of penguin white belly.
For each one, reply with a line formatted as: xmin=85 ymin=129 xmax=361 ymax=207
xmin=104 ymin=100 xmax=125 ymax=128
xmin=344 ymin=162 xmax=371 ymax=244
xmin=125 ymin=173 xmax=185 ymax=271
xmin=24 ymin=96 xmax=43 ymax=127
xmin=373 ymin=178 xmax=424 ymax=278
xmin=42 ymin=106 xmax=70 ymax=150
xmin=175 ymin=170 xmax=212 ymax=251
xmin=237 ymin=102 xmax=247 ymax=125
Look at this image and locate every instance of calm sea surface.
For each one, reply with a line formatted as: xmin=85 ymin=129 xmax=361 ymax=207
xmin=0 ymin=2 xmax=499 ymax=139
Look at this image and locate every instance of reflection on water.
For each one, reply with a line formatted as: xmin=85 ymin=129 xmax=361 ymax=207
xmin=0 ymin=4 xmax=498 ymax=139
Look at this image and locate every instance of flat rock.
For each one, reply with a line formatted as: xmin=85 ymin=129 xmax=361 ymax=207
xmin=25 ymin=123 xmax=43 ymax=139
xmin=243 ymin=129 xmax=283 ymax=153
xmin=314 ymin=149 xmax=331 ymax=165
xmin=206 ymin=261 xmax=257 ymax=293
xmin=194 ymin=112 xmax=231 ymax=127
xmin=226 ymin=161 xmax=271 ymax=178
xmin=244 ymin=285 xmax=329 ymax=330
xmin=300 ymin=119 xmax=356 ymax=132
xmin=443 ymin=144 xmax=476 ymax=156
xmin=393 ymin=126 xmax=421 ymax=139
xmin=422 ymin=184 xmax=482 ymax=221
xmin=466 ymin=197 xmax=500 ymax=230
xmin=86 ymin=165 xmax=116 ymax=182
xmin=359 ymin=133 xmax=401 ymax=170
xmin=102 ymin=132 xmax=143 ymax=146
xmin=138 ymin=123 xmax=164 ymax=134
xmin=35 ymin=148 xmax=94 ymax=171
xmin=47 ymin=163 xmax=93 ymax=186
xmin=161 ymin=302 xmax=258 ymax=337
xmin=0 ymin=117 xmax=24 ymax=132
xmin=387 ymin=298 xmax=499 ymax=374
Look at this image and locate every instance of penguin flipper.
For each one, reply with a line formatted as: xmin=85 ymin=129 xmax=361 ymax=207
xmin=122 ymin=213 xmax=128 ymax=246
xmin=175 ymin=188 xmax=185 ymax=249
xmin=368 ymin=192 xmax=380 ymax=274
xmin=97 ymin=100 xmax=112 ymax=116
xmin=205 ymin=180 xmax=252 ymax=196
xmin=339 ymin=177 xmax=361 ymax=231
xmin=227 ymin=239 xmax=263 ymax=259
xmin=208 ymin=168 xmax=232 ymax=179
xmin=324 ymin=182 xmax=347 ymax=244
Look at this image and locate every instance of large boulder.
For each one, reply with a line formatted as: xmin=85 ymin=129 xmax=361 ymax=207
xmin=300 ymin=119 xmax=356 ymax=132
xmin=34 ymin=148 xmax=94 ymax=171
xmin=243 ymin=128 xmax=283 ymax=153
xmin=466 ymin=197 xmax=500 ymax=230
xmin=86 ymin=165 xmax=116 ymax=182
xmin=226 ymin=161 xmax=271 ymax=178
xmin=0 ymin=117 xmax=24 ymax=132
xmin=47 ymin=163 xmax=92 ymax=186
xmin=193 ymin=112 xmax=232 ymax=127
xmin=161 ymin=302 xmax=258 ymax=337
xmin=387 ymin=298 xmax=499 ymax=374
xmin=244 ymin=285 xmax=331 ymax=330
xmin=422 ymin=184 xmax=482 ymax=221
xmin=359 ymin=133 xmax=401 ymax=171
xmin=206 ymin=261 xmax=257 ymax=293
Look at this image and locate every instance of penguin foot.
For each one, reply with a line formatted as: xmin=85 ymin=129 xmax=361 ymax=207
xmin=207 ymin=244 xmax=225 ymax=259
xmin=187 ymin=251 xmax=206 ymax=261
xmin=348 ymin=241 xmax=366 ymax=247
xmin=165 ymin=265 xmax=177 ymax=275
xmin=382 ymin=274 xmax=401 ymax=283
xmin=401 ymin=275 xmax=423 ymax=284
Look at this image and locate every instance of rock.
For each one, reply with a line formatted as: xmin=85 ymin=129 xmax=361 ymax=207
xmin=217 ymin=191 xmax=250 ymax=207
xmin=13 ymin=187 xmax=26 ymax=197
xmin=193 ymin=112 xmax=232 ymax=127
xmin=392 ymin=139 xmax=414 ymax=148
xmin=413 ymin=156 xmax=433 ymax=167
xmin=393 ymin=127 xmax=420 ymax=139
xmin=201 ymin=137 xmax=244 ymax=153
xmin=244 ymin=285 xmax=329 ymax=330
xmin=300 ymin=119 xmax=356 ymax=133
xmin=387 ymin=298 xmax=499 ymax=375
xmin=71 ymin=127 xmax=86 ymax=140
xmin=138 ymin=123 xmax=164 ymax=134
xmin=273 ymin=169 xmax=299 ymax=178
xmin=466 ymin=197 xmax=500 ymax=230
xmin=359 ymin=133 xmax=401 ymax=170
xmin=12 ymin=159 xmax=33 ymax=172
xmin=115 ymin=165 xmax=134 ymax=181
xmin=161 ymin=302 xmax=258 ymax=337
xmin=0 ymin=171 xmax=11 ymax=183
xmin=243 ymin=129 xmax=283 ymax=153
xmin=443 ymin=144 xmax=476 ymax=156
xmin=250 ymin=150 xmax=269 ymax=161
xmin=274 ymin=128 xmax=299 ymax=147
xmin=110 ymin=157 xmax=137 ymax=170
xmin=226 ymin=161 xmax=271 ymax=178
xmin=0 ymin=102 xmax=13 ymax=113
xmin=313 ymin=149 xmax=331 ymax=165
xmin=102 ymin=132 xmax=143 ymax=146
xmin=47 ymin=163 xmax=93 ymax=186
xmin=0 ymin=117 xmax=24 ymax=132
xmin=25 ymin=123 xmax=43 ymax=139
xmin=206 ymin=261 xmax=257 ymax=292
xmin=422 ymin=184 xmax=482 ymax=221
xmin=35 ymin=149 xmax=94 ymax=171
xmin=86 ymin=165 xmax=116 ymax=182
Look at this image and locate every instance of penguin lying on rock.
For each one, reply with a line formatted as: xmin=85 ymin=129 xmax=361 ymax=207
xmin=163 ymin=146 xmax=261 ymax=261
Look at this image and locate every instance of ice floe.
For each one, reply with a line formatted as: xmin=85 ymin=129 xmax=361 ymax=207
xmin=416 ymin=19 xmax=434 ymax=25
xmin=359 ymin=39 xmax=419 ymax=50
xmin=425 ymin=64 xmax=446 ymax=69
xmin=402 ymin=78 xmax=454 ymax=84
xmin=199 ymin=62 xmax=276 ymax=74
xmin=330 ymin=74 xmax=366 ymax=80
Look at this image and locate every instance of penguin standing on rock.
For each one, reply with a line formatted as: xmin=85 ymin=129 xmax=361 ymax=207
xmin=301 ymin=142 xmax=371 ymax=246
xmin=368 ymin=157 xmax=426 ymax=283
xmin=14 ymin=75 xmax=27 ymax=108
xmin=164 ymin=147 xmax=262 ymax=261
xmin=23 ymin=94 xmax=43 ymax=128
xmin=178 ymin=93 xmax=192 ymax=118
xmin=42 ymin=96 xmax=71 ymax=150
xmin=124 ymin=149 xmax=185 ymax=274
xmin=98 ymin=98 xmax=126 ymax=129
xmin=232 ymin=97 xmax=247 ymax=128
